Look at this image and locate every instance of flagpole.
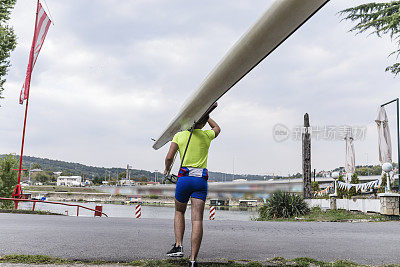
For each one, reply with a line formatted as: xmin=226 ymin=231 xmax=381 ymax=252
xmin=13 ymin=83 xmax=31 ymax=210
xmin=12 ymin=1 xmax=40 ymax=210
xmin=17 ymin=98 xmax=30 ymax=185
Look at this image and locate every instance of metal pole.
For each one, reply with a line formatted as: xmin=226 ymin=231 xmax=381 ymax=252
xmin=13 ymin=99 xmax=30 ymax=209
xmin=232 ymin=156 xmax=235 ymax=181
xmin=28 ymin=163 xmax=32 ymax=183
xmin=397 ymin=98 xmax=400 ymax=193
xmin=334 ymin=179 xmax=337 ymax=196
xmin=380 ymin=98 xmax=400 ymax=192
xmin=381 ymin=99 xmax=398 ymax=107
xmin=17 ymin=99 xmax=29 ymax=185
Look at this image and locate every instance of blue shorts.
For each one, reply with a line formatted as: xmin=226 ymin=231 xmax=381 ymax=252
xmin=175 ymin=176 xmax=208 ymax=203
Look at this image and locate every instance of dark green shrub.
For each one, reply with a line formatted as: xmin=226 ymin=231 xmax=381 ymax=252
xmin=378 ymin=173 xmax=391 ymax=193
xmin=149 ymin=194 xmax=159 ymax=199
xmin=258 ymin=191 xmax=310 ymax=220
xmin=337 ymin=174 xmax=346 ymax=199
xmin=0 ymin=154 xmax=18 ymax=209
xmin=311 ymin=181 xmax=319 ymax=192
xmin=346 ymin=173 xmax=360 ymax=198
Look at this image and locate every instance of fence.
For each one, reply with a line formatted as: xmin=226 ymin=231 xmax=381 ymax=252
xmin=305 ymin=198 xmax=381 ymax=213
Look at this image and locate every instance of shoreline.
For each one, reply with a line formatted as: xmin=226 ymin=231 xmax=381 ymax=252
xmin=24 ymin=190 xmax=262 ymax=208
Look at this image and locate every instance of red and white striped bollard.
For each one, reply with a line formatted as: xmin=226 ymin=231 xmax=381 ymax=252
xmin=135 ymin=204 xmax=142 ymax=218
xmin=209 ymin=206 xmax=215 ymax=220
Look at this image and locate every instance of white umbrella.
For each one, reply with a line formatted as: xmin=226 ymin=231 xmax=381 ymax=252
xmin=375 ymin=106 xmax=392 ymax=165
xmin=345 ymin=130 xmax=355 ymax=183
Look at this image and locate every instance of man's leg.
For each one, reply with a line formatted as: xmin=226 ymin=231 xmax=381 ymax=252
xmin=174 ymin=198 xmax=187 ymax=246
xmin=190 ymin=197 xmax=205 ymax=261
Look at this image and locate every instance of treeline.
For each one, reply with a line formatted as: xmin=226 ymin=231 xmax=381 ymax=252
xmin=0 ymin=155 xmax=268 ymax=182
xmin=0 ymin=155 xmax=157 ymax=181
xmin=332 ymin=163 xmax=398 ymax=176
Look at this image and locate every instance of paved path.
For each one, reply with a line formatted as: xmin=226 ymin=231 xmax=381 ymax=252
xmin=0 ymin=213 xmax=399 ymax=265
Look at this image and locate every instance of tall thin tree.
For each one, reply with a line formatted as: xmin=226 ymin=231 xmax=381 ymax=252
xmin=0 ymin=0 xmax=17 ymax=99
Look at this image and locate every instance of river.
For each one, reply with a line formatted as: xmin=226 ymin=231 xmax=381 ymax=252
xmin=19 ymin=202 xmax=259 ymax=221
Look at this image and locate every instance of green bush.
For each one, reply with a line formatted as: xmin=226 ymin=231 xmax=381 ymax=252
xmin=311 ymin=181 xmax=319 ymax=192
xmin=378 ymin=173 xmax=391 ymax=193
xmin=149 ymin=194 xmax=159 ymax=199
xmin=337 ymin=174 xmax=346 ymax=199
xmin=258 ymin=191 xmax=310 ymax=220
xmin=0 ymin=154 xmax=18 ymax=209
xmin=346 ymin=173 xmax=360 ymax=198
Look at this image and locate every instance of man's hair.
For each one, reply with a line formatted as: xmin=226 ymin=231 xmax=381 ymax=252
xmin=195 ymin=115 xmax=209 ymax=128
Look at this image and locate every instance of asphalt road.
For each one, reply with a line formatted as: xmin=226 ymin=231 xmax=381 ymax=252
xmin=0 ymin=213 xmax=399 ymax=265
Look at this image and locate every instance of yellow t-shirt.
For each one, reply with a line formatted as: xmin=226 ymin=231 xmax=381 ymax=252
xmin=172 ymin=129 xmax=216 ymax=168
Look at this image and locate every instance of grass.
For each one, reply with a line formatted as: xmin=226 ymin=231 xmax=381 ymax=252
xmin=0 ymin=254 xmax=394 ymax=266
xmin=265 ymin=256 xmax=367 ymax=266
xmin=257 ymin=207 xmax=388 ymax=222
xmin=0 ymin=209 xmax=63 ymax=216
xmin=301 ymin=208 xmax=387 ymax=222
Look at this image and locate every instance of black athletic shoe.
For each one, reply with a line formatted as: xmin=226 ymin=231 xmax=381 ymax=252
xmin=189 ymin=260 xmax=198 ymax=267
xmin=167 ymin=244 xmax=183 ymax=257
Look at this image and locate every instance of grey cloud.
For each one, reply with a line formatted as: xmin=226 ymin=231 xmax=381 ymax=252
xmin=1 ymin=0 xmax=399 ymax=175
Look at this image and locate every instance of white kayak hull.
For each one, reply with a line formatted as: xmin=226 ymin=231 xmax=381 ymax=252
xmin=153 ymin=0 xmax=329 ymax=150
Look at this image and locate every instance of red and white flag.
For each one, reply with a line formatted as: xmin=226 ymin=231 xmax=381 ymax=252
xmin=19 ymin=0 xmax=52 ymax=104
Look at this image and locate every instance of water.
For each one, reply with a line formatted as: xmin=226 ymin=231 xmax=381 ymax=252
xmin=19 ymin=202 xmax=259 ymax=221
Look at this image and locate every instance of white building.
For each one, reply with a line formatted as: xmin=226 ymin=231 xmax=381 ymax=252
xmin=119 ymin=179 xmax=136 ymax=186
xmin=57 ymin=176 xmax=82 ymax=187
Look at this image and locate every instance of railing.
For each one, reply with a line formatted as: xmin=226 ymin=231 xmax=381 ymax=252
xmin=0 ymin=197 xmax=108 ymax=217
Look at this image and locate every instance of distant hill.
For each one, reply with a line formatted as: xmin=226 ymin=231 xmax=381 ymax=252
xmin=0 ymin=154 xmax=270 ymax=181
xmin=0 ymin=154 xmax=154 ymax=180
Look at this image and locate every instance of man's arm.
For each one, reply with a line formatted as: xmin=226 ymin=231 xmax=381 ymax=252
xmin=208 ymin=117 xmax=221 ymax=138
xmin=164 ymin=142 xmax=179 ymax=175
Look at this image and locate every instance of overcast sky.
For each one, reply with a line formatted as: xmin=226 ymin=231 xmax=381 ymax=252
xmin=1 ymin=0 xmax=399 ymax=176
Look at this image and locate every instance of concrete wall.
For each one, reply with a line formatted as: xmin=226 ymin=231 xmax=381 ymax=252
xmin=337 ymin=199 xmax=380 ymax=213
xmin=305 ymin=199 xmax=330 ymax=210
xmin=305 ymin=198 xmax=380 ymax=213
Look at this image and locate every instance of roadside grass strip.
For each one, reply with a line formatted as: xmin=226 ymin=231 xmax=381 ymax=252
xmin=0 ymin=255 xmax=398 ymax=266
xmin=301 ymin=208 xmax=387 ymax=222
xmin=257 ymin=207 xmax=389 ymax=222
xmin=0 ymin=209 xmax=63 ymax=216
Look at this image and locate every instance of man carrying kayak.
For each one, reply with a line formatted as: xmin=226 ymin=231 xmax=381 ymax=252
xmin=164 ymin=115 xmax=221 ymax=267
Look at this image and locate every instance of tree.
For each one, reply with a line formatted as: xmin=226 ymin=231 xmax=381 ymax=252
xmin=31 ymin=163 xmax=42 ymax=170
xmin=346 ymin=173 xmax=360 ymax=198
xmin=0 ymin=154 xmax=18 ymax=208
xmin=60 ymin=171 xmax=73 ymax=176
xmin=118 ymin=172 xmax=126 ymax=179
xmin=92 ymin=176 xmax=104 ymax=185
xmin=337 ymin=174 xmax=346 ymax=199
xmin=311 ymin=181 xmax=319 ymax=193
xmin=34 ymin=172 xmax=53 ymax=184
xmin=340 ymin=2 xmax=400 ymax=75
xmin=0 ymin=0 xmax=17 ymax=99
